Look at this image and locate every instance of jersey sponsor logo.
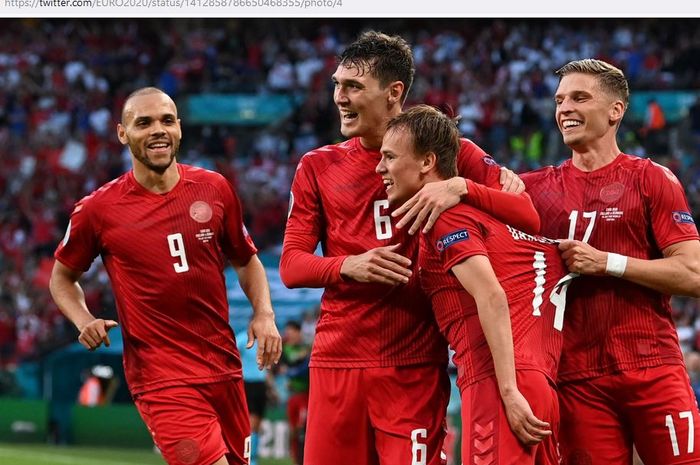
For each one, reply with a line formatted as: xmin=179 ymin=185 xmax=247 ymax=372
xmin=436 ymin=229 xmax=470 ymax=251
xmin=482 ymin=156 xmax=498 ymax=166
xmin=599 ymin=182 xmax=625 ymax=203
xmin=189 ymin=201 xmax=213 ymax=223
xmin=672 ymin=211 xmax=695 ymax=224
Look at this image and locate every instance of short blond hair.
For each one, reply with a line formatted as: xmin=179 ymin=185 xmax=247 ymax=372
xmin=556 ymin=59 xmax=629 ymax=108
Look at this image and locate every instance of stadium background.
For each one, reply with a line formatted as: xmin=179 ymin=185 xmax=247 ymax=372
xmin=1 ymin=18 xmax=700 ymax=464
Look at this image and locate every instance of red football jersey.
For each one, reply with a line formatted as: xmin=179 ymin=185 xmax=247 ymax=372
xmin=282 ymin=136 xmax=526 ymax=368
xmin=420 ymin=204 xmax=572 ymax=392
xmin=55 ymin=164 xmax=257 ymax=394
xmin=522 ymin=154 xmax=699 ymax=381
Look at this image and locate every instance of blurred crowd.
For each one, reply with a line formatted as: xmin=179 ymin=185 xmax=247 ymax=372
xmin=1 ymin=18 xmax=700 ymax=372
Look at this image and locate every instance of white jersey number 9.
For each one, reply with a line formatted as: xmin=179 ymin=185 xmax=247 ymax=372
xmin=167 ymin=233 xmax=190 ymax=273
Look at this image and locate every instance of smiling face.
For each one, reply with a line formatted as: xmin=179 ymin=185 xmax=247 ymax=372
xmin=117 ymin=92 xmax=182 ymax=175
xmin=376 ymin=127 xmax=429 ymax=207
xmin=332 ymin=62 xmax=401 ymax=149
xmin=554 ymin=72 xmax=623 ymax=151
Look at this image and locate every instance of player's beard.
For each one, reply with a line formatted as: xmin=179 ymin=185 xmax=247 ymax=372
xmin=130 ymin=140 xmax=179 ymax=175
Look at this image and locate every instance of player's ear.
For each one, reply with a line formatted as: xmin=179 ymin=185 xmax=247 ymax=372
xmin=422 ymin=152 xmax=437 ymax=174
xmin=609 ymin=99 xmax=625 ymax=126
xmin=117 ymin=123 xmax=128 ymax=145
xmin=387 ymin=80 xmax=404 ymax=106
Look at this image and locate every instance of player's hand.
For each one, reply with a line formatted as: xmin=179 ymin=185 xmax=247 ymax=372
xmin=392 ymin=177 xmax=466 ymax=235
xmin=77 ymin=318 xmax=119 ymax=351
xmin=499 ymin=166 xmax=525 ymax=194
xmin=340 ymin=244 xmax=412 ymax=285
xmin=558 ymin=240 xmax=607 ymax=275
xmin=501 ymin=389 xmax=552 ymax=446
xmin=248 ymin=312 xmax=282 ymax=370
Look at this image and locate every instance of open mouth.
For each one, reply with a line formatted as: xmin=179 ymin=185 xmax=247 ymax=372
xmin=147 ymin=141 xmax=170 ymax=154
xmin=340 ymin=110 xmax=359 ymax=122
xmin=383 ymin=178 xmax=394 ymax=192
xmin=561 ymin=119 xmax=582 ymax=130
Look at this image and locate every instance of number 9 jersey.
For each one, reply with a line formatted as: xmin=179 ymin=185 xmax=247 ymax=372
xmin=54 ymin=164 xmax=257 ymax=395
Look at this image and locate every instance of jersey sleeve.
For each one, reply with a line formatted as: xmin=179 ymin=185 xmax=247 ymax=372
xmin=54 ymin=197 xmax=101 ymax=272
xmin=642 ymin=161 xmax=700 ymax=250
xmin=457 ymin=139 xmax=540 ymax=234
xmin=219 ymin=176 xmax=258 ymax=264
xmin=429 ymin=207 xmax=489 ymax=272
xmin=280 ymin=155 xmax=346 ymax=288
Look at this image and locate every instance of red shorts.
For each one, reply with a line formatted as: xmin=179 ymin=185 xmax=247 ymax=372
xmin=559 ymin=364 xmax=700 ymax=465
xmin=461 ymin=370 xmax=560 ymax=465
xmin=304 ymin=365 xmax=450 ymax=465
xmin=134 ymin=380 xmax=250 ymax=465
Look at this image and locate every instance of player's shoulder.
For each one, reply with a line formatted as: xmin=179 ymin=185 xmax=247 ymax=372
xmin=76 ymin=171 xmax=131 ymax=210
xmin=458 ymin=137 xmax=498 ymax=165
xmin=624 ymin=154 xmax=679 ymax=180
xmin=180 ymin=163 xmax=227 ymax=184
xmin=520 ymin=164 xmax=561 ymax=184
xmin=433 ymin=203 xmax=485 ymax=234
xmin=296 ymin=139 xmax=358 ymax=176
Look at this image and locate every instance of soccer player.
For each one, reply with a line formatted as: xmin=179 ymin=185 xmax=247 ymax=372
xmin=280 ymin=31 xmax=540 ymax=465
xmin=521 ymin=59 xmax=700 ymax=465
xmin=49 ymin=87 xmax=282 ymax=465
xmin=377 ymin=104 xmax=573 ymax=464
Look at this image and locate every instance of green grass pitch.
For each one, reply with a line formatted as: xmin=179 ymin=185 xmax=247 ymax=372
xmin=0 ymin=443 xmax=293 ymax=465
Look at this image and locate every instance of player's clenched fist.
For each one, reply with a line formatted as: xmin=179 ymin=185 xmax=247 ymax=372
xmin=78 ymin=318 xmax=119 ymax=351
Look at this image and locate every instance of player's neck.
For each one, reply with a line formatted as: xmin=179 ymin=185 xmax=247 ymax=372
xmin=133 ymin=162 xmax=180 ymax=194
xmin=570 ymin=140 xmax=621 ymax=172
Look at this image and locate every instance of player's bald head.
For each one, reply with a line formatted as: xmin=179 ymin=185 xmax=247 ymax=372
xmin=121 ymin=87 xmax=175 ymax=124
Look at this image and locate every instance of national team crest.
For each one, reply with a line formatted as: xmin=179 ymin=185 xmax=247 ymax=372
xmin=599 ymin=182 xmax=625 ymax=203
xmin=189 ymin=201 xmax=213 ymax=223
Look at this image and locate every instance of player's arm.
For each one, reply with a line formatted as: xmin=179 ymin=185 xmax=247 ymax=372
xmin=558 ymin=239 xmax=700 ymax=297
xmin=49 ymin=260 xmax=118 ymax=351
xmin=451 ymin=256 xmax=551 ymax=445
xmin=279 ymin=156 xmax=348 ymax=288
xmin=232 ymin=254 xmax=282 ymax=369
xmin=280 ymin=156 xmax=411 ymax=287
xmin=392 ymin=142 xmax=539 ymax=235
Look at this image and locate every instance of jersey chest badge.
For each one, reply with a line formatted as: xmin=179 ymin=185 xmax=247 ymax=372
xmin=190 ymin=201 xmax=213 ymax=223
xmin=599 ymin=182 xmax=625 ymax=203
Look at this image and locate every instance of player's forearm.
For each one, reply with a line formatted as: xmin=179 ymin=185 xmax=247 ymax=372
xmin=464 ymin=180 xmax=541 ymax=234
xmin=621 ymin=254 xmax=700 ymax=298
xmin=49 ymin=265 xmax=95 ymax=331
xmin=236 ymin=255 xmax=275 ymax=316
xmin=476 ymin=291 xmax=519 ymax=396
xmin=280 ymin=239 xmax=346 ymax=288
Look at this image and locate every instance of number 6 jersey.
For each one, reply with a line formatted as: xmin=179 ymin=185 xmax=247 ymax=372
xmin=419 ymin=203 xmax=574 ymax=392
xmin=54 ymin=164 xmax=257 ymax=395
